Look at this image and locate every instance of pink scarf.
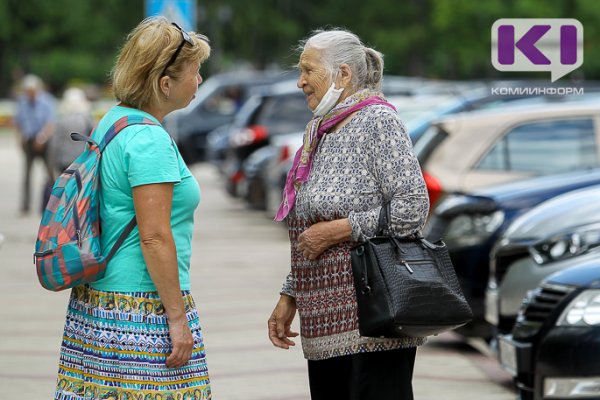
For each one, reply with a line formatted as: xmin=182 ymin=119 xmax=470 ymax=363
xmin=275 ymin=90 xmax=396 ymax=221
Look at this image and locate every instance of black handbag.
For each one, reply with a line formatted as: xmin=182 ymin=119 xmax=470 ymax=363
xmin=350 ymin=201 xmax=473 ymax=338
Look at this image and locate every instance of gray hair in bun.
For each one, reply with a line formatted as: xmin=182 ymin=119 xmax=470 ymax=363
xmin=299 ymin=28 xmax=384 ymax=91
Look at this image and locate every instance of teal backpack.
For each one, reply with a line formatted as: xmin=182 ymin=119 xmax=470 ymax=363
xmin=34 ymin=115 xmax=157 ymax=291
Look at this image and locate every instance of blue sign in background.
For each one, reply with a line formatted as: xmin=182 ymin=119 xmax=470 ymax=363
xmin=145 ymin=0 xmax=197 ymax=31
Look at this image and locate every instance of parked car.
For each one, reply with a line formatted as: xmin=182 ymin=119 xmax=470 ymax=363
xmin=222 ymin=81 xmax=312 ymax=197
xmin=414 ymin=101 xmax=600 ymax=208
xmin=498 ymin=259 xmax=600 ymax=400
xmin=164 ymin=70 xmax=294 ymax=163
xmin=424 ymin=169 xmax=600 ymax=338
xmin=241 ymin=131 xmax=304 ymax=211
xmin=486 ymin=185 xmax=600 ymax=335
xmin=263 ymin=131 xmax=304 ymax=216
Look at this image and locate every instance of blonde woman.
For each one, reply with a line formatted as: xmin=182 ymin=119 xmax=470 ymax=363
xmin=54 ymin=17 xmax=212 ymax=400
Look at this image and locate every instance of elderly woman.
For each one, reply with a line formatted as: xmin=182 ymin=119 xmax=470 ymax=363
xmin=268 ymin=29 xmax=429 ymax=400
xmin=54 ymin=17 xmax=212 ymax=399
xmin=49 ymin=86 xmax=94 ymax=174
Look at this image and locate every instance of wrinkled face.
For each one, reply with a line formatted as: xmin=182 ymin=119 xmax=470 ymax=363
xmin=297 ymin=48 xmax=333 ymax=111
xmin=170 ymin=60 xmax=202 ymax=109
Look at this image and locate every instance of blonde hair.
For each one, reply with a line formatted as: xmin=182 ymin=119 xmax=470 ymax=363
xmin=112 ymin=16 xmax=211 ymax=109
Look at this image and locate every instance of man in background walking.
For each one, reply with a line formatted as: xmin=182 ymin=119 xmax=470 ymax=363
xmin=14 ymin=74 xmax=56 ymax=214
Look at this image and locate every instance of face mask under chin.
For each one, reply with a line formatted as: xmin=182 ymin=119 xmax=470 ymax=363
xmin=312 ymin=81 xmax=344 ymax=117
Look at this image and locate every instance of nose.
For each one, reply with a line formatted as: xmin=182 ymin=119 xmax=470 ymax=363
xmin=297 ymin=74 xmax=306 ymax=89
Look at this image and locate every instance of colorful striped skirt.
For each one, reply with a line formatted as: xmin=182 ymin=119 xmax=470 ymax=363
xmin=55 ymin=285 xmax=211 ymax=400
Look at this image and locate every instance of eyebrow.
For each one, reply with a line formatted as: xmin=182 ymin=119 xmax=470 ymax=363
xmin=297 ymin=59 xmax=313 ymax=70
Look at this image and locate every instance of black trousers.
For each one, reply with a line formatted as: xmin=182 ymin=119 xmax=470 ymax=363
xmin=307 ymin=347 xmax=417 ymax=400
xmin=22 ymin=138 xmax=54 ymax=212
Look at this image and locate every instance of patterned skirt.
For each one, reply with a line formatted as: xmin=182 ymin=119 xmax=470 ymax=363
xmin=55 ymin=285 xmax=211 ymax=400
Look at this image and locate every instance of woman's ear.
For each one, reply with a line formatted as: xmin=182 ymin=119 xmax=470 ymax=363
xmin=159 ymin=75 xmax=171 ymax=99
xmin=338 ymin=64 xmax=352 ymax=88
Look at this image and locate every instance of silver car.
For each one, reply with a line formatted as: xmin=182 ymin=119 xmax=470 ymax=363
xmin=485 ymin=185 xmax=600 ymax=334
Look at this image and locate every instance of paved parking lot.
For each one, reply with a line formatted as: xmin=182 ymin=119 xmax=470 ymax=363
xmin=0 ymin=133 xmax=516 ymax=399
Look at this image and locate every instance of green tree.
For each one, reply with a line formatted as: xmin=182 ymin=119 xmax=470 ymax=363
xmin=0 ymin=0 xmax=143 ymax=96
xmin=1 ymin=0 xmax=598 ymax=98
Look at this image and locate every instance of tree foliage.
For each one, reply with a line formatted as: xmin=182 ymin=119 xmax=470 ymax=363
xmin=1 ymin=0 xmax=599 ymax=97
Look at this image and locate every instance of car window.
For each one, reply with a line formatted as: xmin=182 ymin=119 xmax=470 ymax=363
xmin=477 ymin=118 xmax=597 ymax=174
xmin=255 ymin=94 xmax=312 ymax=135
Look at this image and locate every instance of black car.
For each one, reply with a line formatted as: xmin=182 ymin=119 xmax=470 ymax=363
xmin=425 ymin=169 xmax=600 ymax=338
xmin=164 ymin=70 xmax=294 ymax=163
xmin=498 ymin=259 xmax=600 ymax=400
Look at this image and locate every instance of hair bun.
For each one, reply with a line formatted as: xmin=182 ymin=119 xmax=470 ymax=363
xmin=364 ymin=47 xmax=383 ymax=89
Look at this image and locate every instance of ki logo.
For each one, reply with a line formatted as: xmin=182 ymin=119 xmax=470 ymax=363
xmin=491 ymin=19 xmax=583 ymax=82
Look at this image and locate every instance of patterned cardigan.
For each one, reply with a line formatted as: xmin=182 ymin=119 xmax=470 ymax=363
xmin=281 ymin=104 xmax=430 ymax=361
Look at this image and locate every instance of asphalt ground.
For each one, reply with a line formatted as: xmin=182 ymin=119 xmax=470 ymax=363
xmin=0 ymin=132 xmax=517 ymax=399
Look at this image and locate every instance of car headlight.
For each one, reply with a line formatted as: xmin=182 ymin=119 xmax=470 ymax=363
xmin=557 ymin=290 xmax=600 ymax=326
xmin=529 ymin=224 xmax=600 ymax=265
xmin=443 ymin=211 xmax=505 ymax=248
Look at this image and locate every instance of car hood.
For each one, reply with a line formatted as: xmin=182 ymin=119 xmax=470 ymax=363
xmin=546 ymin=257 xmax=600 ymax=288
xmin=504 ymin=185 xmax=600 ymax=240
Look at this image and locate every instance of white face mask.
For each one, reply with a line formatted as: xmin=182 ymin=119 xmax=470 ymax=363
xmin=312 ymin=81 xmax=344 ymax=117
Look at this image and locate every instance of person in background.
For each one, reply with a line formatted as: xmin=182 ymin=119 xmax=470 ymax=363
xmin=48 ymin=86 xmax=94 ymax=174
xmin=13 ymin=74 xmax=56 ymax=214
xmin=268 ymin=29 xmax=429 ymax=400
xmin=53 ymin=17 xmax=212 ymax=400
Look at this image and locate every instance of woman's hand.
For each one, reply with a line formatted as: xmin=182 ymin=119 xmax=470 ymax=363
xmin=268 ymin=295 xmax=299 ymax=349
xmin=297 ymin=219 xmax=352 ymax=260
xmin=166 ymin=316 xmax=194 ymax=368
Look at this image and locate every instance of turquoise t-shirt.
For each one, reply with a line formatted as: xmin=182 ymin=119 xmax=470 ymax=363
xmin=90 ymin=105 xmax=200 ymax=292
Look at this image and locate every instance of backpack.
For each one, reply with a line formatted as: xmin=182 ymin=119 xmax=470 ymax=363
xmin=34 ymin=115 xmax=158 ymax=291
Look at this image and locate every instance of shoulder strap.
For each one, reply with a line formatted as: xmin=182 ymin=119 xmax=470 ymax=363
xmin=105 ymin=216 xmax=138 ymax=264
xmin=70 ymin=115 xmax=159 ymax=152
xmin=99 ymin=115 xmax=159 ymax=152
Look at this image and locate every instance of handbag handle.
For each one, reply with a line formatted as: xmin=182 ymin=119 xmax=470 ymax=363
xmin=376 ymin=200 xmax=392 ymax=236
xmin=376 ymin=199 xmax=427 ymax=242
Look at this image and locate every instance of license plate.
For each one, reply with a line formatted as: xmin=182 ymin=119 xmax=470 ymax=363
xmin=498 ymin=337 xmax=517 ymax=377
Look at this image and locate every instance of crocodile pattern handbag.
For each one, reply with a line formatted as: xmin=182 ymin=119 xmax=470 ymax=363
xmin=350 ymin=202 xmax=473 ymax=338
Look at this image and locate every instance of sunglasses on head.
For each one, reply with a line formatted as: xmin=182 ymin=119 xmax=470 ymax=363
xmin=161 ymin=22 xmax=210 ymax=77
